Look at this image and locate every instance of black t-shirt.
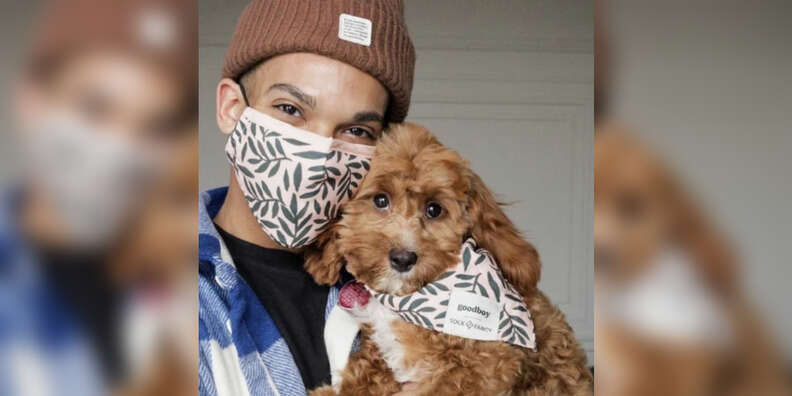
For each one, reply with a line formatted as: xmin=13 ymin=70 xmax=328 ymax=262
xmin=214 ymin=224 xmax=331 ymax=390
xmin=36 ymin=247 xmax=123 ymax=384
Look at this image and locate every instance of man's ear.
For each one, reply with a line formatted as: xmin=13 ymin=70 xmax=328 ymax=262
xmin=216 ymin=78 xmax=247 ymax=135
xmin=14 ymin=76 xmax=47 ymax=133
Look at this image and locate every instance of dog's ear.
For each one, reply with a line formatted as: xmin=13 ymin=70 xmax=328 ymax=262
xmin=467 ymin=171 xmax=541 ymax=296
xmin=304 ymin=226 xmax=345 ymax=285
xmin=669 ymin=183 xmax=737 ymax=296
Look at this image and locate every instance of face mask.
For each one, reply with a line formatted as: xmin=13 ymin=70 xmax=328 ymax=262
xmin=225 ymin=107 xmax=374 ymax=248
xmin=22 ymin=112 xmax=159 ymax=249
xmin=340 ymin=238 xmax=536 ymax=349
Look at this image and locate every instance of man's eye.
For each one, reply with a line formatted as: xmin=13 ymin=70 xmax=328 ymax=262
xmin=275 ymin=104 xmax=301 ymax=117
xmin=345 ymin=127 xmax=375 ymax=140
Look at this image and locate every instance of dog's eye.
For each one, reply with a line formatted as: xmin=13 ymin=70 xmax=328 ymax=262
xmin=373 ymin=193 xmax=389 ymax=210
xmin=617 ymin=192 xmax=646 ymax=223
xmin=425 ymin=202 xmax=443 ymax=219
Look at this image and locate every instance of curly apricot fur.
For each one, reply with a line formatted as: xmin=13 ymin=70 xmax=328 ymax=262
xmin=306 ymin=123 xmax=592 ymax=395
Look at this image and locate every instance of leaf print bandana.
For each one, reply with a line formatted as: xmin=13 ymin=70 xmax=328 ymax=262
xmin=225 ymin=107 xmax=374 ymax=248
xmin=368 ymin=238 xmax=536 ymax=349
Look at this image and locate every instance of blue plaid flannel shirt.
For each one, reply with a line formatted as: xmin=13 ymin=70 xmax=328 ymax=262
xmin=0 ymin=188 xmax=104 ymax=396
xmin=199 ymin=187 xmax=341 ymax=396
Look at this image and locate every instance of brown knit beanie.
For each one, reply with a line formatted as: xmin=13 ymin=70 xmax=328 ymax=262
xmin=223 ymin=0 xmax=415 ymax=122
xmin=28 ymin=0 xmax=197 ymax=96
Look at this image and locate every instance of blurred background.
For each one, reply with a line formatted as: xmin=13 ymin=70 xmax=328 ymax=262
xmin=596 ymin=0 xmax=792 ymax=394
xmin=0 ymin=1 xmax=197 ymax=395
xmin=199 ymin=0 xmax=595 ymax=362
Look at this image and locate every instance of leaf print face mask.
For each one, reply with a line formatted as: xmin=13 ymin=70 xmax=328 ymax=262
xmin=344 ymin=238 xmax=536 ymax=349
xmin=225 ymin=107 xmax=374 ymax=248
xmin=22 ymin=111 xmax=160 ymax=249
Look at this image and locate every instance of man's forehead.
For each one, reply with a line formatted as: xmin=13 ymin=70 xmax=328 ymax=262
xmin=251 ymin=54 xmax=387 ymax=102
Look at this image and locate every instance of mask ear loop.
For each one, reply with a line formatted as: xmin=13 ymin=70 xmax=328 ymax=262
xmin=237 ymin=79 xmax=250 ymax=106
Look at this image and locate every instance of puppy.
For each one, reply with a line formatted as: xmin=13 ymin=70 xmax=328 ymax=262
xmin=594 ymin=126 xmax=792 ymax=396
xmin=594 ymin=127 xmax=735 ymax=292
xmin=305 ymin=123 xmax=592 ymax=395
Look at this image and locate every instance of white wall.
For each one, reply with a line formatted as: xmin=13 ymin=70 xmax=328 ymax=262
xmin=0 ymin=1 xmax=39 ymax=182
xmin=606 ymin=0 xmax=792 ymax=355
xmin=199 ymin=0 xmax=594 ymax=360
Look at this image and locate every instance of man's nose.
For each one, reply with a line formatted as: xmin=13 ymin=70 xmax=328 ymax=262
xmin=389 ymin=248 xmax=418 ymax=272
xmin=304 ymin=121 xmax=335 ymax=139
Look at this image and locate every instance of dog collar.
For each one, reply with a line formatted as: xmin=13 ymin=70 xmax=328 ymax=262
xmin=371 ymin=238 xmax=536 ymax=349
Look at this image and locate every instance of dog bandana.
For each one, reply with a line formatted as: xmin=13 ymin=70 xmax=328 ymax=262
xmin=372 ymin=238 xmax=536 ymax=349
xmin=226 ymin=107 xmax=374 ymax=248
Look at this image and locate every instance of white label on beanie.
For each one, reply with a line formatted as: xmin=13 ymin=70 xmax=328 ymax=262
xmin=339 ymin=13 xmax=372 ymax=46
xmin=136 ymin=7 xmax=177 ymax=50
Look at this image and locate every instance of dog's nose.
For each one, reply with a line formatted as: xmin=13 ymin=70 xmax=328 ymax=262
xmin=389 ymin=249 xmax=418 ymax=272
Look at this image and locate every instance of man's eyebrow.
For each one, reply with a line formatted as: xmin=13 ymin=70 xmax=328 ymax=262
xmin=352 ymin=111 xmax=384 ymax=124
xmin=267 ymin=83 xmax=316 ymax=108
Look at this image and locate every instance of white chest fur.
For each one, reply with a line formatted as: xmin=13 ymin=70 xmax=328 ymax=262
xmin=326 ymin=297 xmax=427 ymax=387
xmin=357 ymin=299 xmax=425 ymax=383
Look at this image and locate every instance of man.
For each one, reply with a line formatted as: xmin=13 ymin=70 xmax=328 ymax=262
xmin=198 ymin=1 xmax=415 ymax=394
xmin=0 ymin=0 xmax=196 ymax=394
